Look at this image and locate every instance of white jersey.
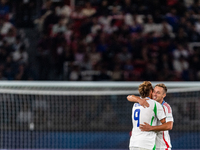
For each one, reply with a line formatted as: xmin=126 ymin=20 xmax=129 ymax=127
xmin=156 ymin=100 xmax=174 ymax=149
xmin=129 ymin=98 xmax=166 ymax=150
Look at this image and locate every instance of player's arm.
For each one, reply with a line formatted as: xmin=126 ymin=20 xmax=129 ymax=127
xmin=140 ymin=119 xmax=173 ymax=131
xmin=140 ymin=102 xmax=174 ymax=131
xmin=147 ymin=102 xmax=174 ymax=131
xmin=140 ymin=101 xmax=173 ymax=131
xmin=127 ymin=95 xmax=149 ymax=108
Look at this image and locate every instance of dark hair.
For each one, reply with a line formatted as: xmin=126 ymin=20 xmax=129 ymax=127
xmin=138 ymin=81 xmax=153 ymax=98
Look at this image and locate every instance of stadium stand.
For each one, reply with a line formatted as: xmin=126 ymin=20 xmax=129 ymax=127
xmin=1 ymin=0 xmax=200 ymax=81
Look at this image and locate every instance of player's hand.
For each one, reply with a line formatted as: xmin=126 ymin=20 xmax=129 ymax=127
xmin=139 ymin=98 xmax=149 ymax=108
xmin=139 ymin=122 xmax=152 ymax=131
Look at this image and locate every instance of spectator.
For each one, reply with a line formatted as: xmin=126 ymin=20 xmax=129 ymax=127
xmin=34 ymin=0 xmax=53 ymax=32
xmin=81 ymin=1 xmax=96 ymax=17
xmin=3 ymin=28 xmax=16 ymax=45
xmin=68 ymin=64 xmax=80 ymax=81
xmin=0 ymin=0 xmax=10 ymax=17
xmin=80 ymin=54 xmax=92 ymax=70
xmin=103 ymin=18 xmax=118 ymax=34
xmin=51 ymin=16 xmax=67 ymax=36
xmin=172 ymin=44 xmax=189 ymax=59
xmin=108 ymin=1 xmax=122 ymax=16
xmin=98 ymin=12 xmax=112 ymax=28
xmin=158 ymin=19 xmax=173 ymax=36
xmin=173 ymin=55 xmax=189 ymax=75
xmin=175 ymin=27 xmax=188 ymax=45
xmin=0 ymin=15 xmax=15 ymax=36
xmin=117 ymin=46 xmax=132 ymax=63
xmin=165 ymin=8 xmax=179 ymax=32
xmin=12 ymin=44 xmax=28 ymax=64
xmin=74 ymin=44 xmax=86 ymax=65
xmin=28 ymin=0 xmax=200 ymax=81
xmin=88 ymin=44 xmax=101 ymax=67
xmin=42 ymin=7 xmax=59 ymax=35
xmin=15 ymin=63 xmax=29 ymax=80
xmin=13 ymin=35 xmax=23 ymax=51
xmin=111 ymin=65 xmax=123 ymax=81
xmin=158 ymin=53 xmax=174 ymax=71
xmin=91 ymin=17 xmax=101 ymax=35
xmin=187 ymin=23 xmax=200 ymax=42
xmin=55 ymin=2 xmax=72 ymax=18
xmin=143 ymin=16 xmax=159 ymax=35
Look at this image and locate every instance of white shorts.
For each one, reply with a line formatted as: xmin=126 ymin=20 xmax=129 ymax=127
xmin=156 ymin=148 xmax=171 ymax=150
xmin=130 ymin=147 xmax=151 ymax=150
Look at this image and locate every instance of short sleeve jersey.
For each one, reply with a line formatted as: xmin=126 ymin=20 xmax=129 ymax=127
xmin=156 ymin=100 xmax=174 ymax=149
xmin=129 ymin=98 xmax=166 ymax=149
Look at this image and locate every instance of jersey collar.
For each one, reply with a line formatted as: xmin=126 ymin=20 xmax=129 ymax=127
xmin=161 ymin=100 xmax=165 ymax=106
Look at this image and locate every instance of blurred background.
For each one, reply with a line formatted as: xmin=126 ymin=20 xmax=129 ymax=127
xmin=0 ymin=0 xmax=200 ymax=149
xmin=0 ymin=81 xmax=199 ymax=150
xmin=1 ymin=0 xmax=200 ymax=81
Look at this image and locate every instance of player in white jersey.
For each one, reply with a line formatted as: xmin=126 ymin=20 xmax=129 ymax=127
xmin=129 ymin=81 xmax=166 ymax=150
xmin=127 ymin=83 xmax=174 ymax=150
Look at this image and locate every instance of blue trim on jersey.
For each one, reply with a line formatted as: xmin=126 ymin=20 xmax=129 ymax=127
xmin=161 ymin=100 xmax=165 ymax=106
xmin=135 ymin=103 xmax=141 ymax=107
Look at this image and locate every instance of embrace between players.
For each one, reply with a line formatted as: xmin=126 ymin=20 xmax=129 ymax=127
xmin=128 ymin=81 xmax=174 ymax=150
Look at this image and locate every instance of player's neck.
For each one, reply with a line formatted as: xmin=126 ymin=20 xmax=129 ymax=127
xmin=148 ymin=94 xmax=152 ymax=99
xmin=159 ymin=99 xmax=164 ymax=104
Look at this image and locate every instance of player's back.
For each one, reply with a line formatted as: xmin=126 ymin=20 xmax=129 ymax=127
xmin=129 ymin=98 xmax=166 ymax=149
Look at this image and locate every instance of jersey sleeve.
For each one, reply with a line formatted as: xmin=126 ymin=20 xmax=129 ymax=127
xmin=163 ymin=103 xmax=174 ymax=122
xmin=154 ymin=101 xmax=166 ymax=121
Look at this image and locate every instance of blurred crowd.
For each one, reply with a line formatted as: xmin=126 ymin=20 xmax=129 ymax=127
xmin=1 ymin=0 xmax=200 ymax=81
xmin=0 ymin=0 xmax=34 ymax=80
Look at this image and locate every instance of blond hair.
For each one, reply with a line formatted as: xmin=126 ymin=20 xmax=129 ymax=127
xmin=155 ymin=83 xmax=167 ymax=93
xmin=138 ymin=81 xmax=153 ymax=98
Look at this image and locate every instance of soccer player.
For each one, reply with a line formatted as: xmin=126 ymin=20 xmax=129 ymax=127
xmin=129 ymin=81 xmax=166 ymax=150
xmin=127 ymin=83 xmax=174 ymax=150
